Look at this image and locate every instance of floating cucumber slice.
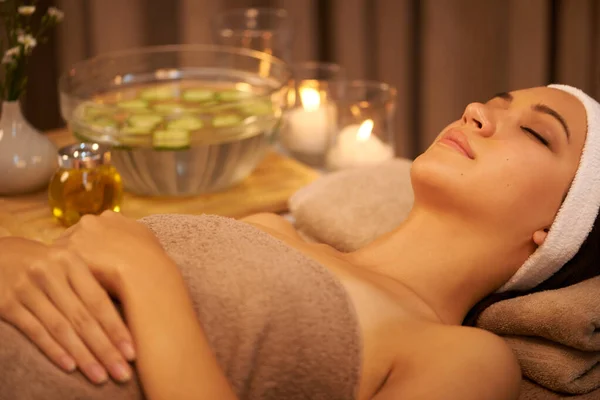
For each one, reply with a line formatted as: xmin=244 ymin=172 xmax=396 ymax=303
xmin=167 ymin=116 xmax=204 ymax=131
xmin=154 ymin=103 xmax=186 ymax=114
xmin=128 ymin=107 xmax=153 ymax=115
xmin=128 ymin=114 xmax=163 ymax=128
xmin=122 ymin=125 xmax=151 ymax=135
xmin=212 ymin=114 xmax=243 ymax=127
xmin=117 ymin=99 xmax=148 ymax=110
xmin=152 ymin=129 xmax=190 ymax=150
xmin=139 ymin=86 xmax=176 ymax=101
xmin=240 ymin=100 xmax=272 ymax=116
xmin=91 ymin=117 xmax=118 ymax=129
xmin=217 ymin=90 xmax=253 ymax=102
xmin=183 ymin=89 xmax=214 ymax=103
xmin=202 ymin=100 xmax=220 ymax=108
xmin=84 ymin=104 xmax=113 ymax=120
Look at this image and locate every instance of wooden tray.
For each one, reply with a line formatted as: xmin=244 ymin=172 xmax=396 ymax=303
xmin=0 ymin=129 xmax=318 ymax=243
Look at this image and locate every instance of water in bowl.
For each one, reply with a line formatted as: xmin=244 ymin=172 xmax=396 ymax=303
xmin=71 ymin=78 xmax=283 ymax=196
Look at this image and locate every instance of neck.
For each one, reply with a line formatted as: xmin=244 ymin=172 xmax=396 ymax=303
xmin=347 ymin=206 xmax=531 ymax=325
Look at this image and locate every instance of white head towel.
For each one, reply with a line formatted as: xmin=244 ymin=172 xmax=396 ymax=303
xmin=498 ymin=84 xmax=600 ymax=292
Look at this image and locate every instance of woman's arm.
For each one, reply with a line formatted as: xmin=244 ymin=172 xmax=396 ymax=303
xmin=58 ymin=211 xmax=238 ymax=400
xmin=118 ymin=256 xmax=238 ymax=400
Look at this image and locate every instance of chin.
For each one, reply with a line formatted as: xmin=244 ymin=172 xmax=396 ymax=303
xmin=410 ymin=144 xmax=478 ymax=210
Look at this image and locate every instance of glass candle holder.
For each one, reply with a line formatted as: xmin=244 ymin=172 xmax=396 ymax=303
xmin=326 ymin=80 xmax=397 ymax=171
xmin=279 ymin=62 xmax=345 ymax=167
xmin=48 ymin=142 xmax=123 ymax=227
xmin=211 ymin=8 xmax=293 ymax=62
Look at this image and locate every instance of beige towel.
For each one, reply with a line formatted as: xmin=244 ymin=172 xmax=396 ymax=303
xmin=520 ymin=379 xmax=600 ymax=400
xmin=289 ymin=158 xmax=414 ymax=252
xmin=0 ymin=214 xmax=361 ymax=400
xmin=506 ymin=336 xmax=600 ymax=394
xmin=477 ymin=277 xmax=600 ymax=352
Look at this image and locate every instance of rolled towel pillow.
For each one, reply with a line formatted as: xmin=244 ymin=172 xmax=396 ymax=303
xmin=505 ymin=336 xmax=600 ymax=395
xmin=289 ymin=158 xmax=414 ymax=252
xmin=477 ymin=276 xmax=600 ymax=351
xmin=519 ymin=379 xmax=600 ymax=400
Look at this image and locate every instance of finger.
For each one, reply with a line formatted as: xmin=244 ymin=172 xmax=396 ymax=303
xmin=68 ymin=260 xmax=136 ymax=361
xmin=18 ymin=284 xmax=109 ymax=384
xmin=56 ymin=223 xmax=78 ymax=241
xmin=2 ymin=304 xmax=76 ymax=372
xmin=41 ymin=255 xmax=133 ymax=383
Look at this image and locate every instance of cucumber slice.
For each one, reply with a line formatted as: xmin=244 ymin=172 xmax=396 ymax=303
xmin=212 ymin=114 xmax=243 ymax=127
xmin=154 ymin=103 xmax=186 ymax=114
xmin=139 ymin=86 xmax=176 ymax=101
xmin=217 ymin=90 xmax=253 ymax=102
xmin=128 ymin=114 xmax=163 ymax=128
xmin=167 ymin=116 xmax=204 ymax=131
xmin=117 ymin=99 xmax=148 ymax=110
xmin=240 ymin=100 xmax=272 ymax=116
xmin=128 ymin=107 xmax=153 ymax=115
xmin=152 ymin=129 xmax=190 ymax=150
xmin=122 ymin=125 xmax=151 ymax=135
xmin=212 ymin=114 xmax=244 ymax=127
xmin=91 ymin=117 xmax=118 ymax=129
xmin=202 ymin=100 xmax=220 ymax=108
xmin=84 ymin=104 xmax=113 ymax=120
xmin=183 ymin=89 xmax=214 ymax=103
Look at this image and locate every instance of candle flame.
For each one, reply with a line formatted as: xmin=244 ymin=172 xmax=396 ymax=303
xmin=299 ymin=87 xmax=321 ymax=112
xmin=356 ymin=119 xmax=374 ymax=141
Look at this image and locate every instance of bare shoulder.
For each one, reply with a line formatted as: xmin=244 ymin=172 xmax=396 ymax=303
xmin=373 ymin=323 xmax=521 ymax=400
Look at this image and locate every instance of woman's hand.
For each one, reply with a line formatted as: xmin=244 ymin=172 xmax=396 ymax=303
xmin=55 ymin=210 xmax=173 ymax=297
xmin=0 ymin=237 xmax=135 ymax=384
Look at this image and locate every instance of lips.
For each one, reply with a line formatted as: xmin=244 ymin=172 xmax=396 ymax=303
xmin=439 ymin=129 xmax=475 ymax=159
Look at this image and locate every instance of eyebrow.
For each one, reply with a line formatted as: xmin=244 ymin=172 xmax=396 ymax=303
xmin=491 ymin=92 xmax=570 ymax=142
xmin=532 ymin=104 xmax=570 ymax=142
xmin=492 ymin=92 xmax=513 ymax=101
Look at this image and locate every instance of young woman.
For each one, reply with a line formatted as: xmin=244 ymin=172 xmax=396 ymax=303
xmin=0 ymin=84 xmax=598 ymax=400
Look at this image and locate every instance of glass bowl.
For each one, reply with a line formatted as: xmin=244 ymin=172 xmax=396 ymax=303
xmin=59 ymin=44 xmax=291 ymax=196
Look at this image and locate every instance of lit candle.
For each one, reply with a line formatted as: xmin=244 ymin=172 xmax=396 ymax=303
xmin=283 ymin=87 xmax=336 ymax=155
xmin=326 ymin=119 xmax=394 ymax=170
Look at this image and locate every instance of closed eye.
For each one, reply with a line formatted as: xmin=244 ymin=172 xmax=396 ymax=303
xmin=521 ymin=126 xmax=549 ymax=147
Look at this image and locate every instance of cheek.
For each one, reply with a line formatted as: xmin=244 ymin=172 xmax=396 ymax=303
xmin=471 ymin=148 xmax=566 ymax=226
xmin=411 ymin=142 xmax=567 ymax=229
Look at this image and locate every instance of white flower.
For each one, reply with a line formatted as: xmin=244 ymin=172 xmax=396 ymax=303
xmin=17 ymin=34 xmax=37 ymax=53
xmin=2 ymin=47 xmax=20 ymax=64
xmin=47 ymin=7 xmax=64 ymax=21
xmin=17 ymin=5 xmax=36 ymax=16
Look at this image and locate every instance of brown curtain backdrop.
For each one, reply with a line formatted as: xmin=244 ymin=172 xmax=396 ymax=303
xmin=24 ymin=0 xmax=600 ymax=158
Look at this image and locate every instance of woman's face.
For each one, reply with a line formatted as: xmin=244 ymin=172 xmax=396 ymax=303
xmin=411 ymin=86 xmax=587 ymax=239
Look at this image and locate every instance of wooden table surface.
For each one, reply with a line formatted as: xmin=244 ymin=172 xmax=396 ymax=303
xmin=0 ymin=129 xmax=319 ymax=243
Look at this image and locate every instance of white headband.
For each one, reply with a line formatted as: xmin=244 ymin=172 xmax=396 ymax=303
xmin=498 ymin=84 xmax=600 ymax=292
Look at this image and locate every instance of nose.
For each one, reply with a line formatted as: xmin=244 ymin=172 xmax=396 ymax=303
xmin=461 ymin=102 xmax=495 ymax=137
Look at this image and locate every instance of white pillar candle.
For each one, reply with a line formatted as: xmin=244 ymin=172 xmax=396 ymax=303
xmin=282 ymin=87 xmax=336 ymax=155
xmin=326 ymin=119 xmax=394 ymax=170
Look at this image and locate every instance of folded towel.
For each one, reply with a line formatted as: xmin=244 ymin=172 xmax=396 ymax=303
xmin=289 ymin=158 xmax=413 ymax=252
xmin=505 ymin=336 xmax=600 ymax=394
xmin=520 ymin=379 xmax=600 ymax=400
xmin=0 ymin=214 xmax=361 ymax=400
xmin=477 ymin=277 xmax=600 ymax=351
